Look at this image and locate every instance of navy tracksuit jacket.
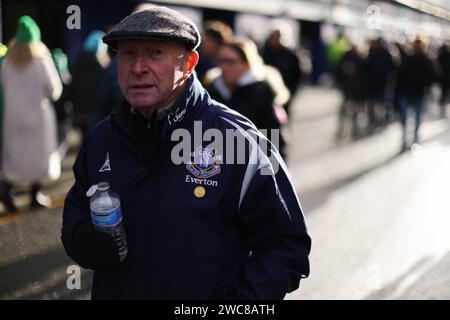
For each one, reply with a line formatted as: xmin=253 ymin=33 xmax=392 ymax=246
xmin=61 ymin=75 xmax=311 ymax=299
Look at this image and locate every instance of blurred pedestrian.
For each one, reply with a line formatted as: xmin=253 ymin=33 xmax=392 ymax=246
xmin=392 ymin=41 xmax=409 ymax=119
xmin=335 ymin=44 xmax=368 ymax=139
xmin=0 ymin=16 xmax=62 ymax=212
xmin=67 ymin=30 xmax=109 ymax=142
xmin=92 ymin=51 xmax=122 ymax=125
xmin=327 ymin=32 xmax=351 ymax=78
xmin=262 ymin=28 xmax=302 ymax=116
xmin=51 ymin=48 xmax=72 ymax=154
xmin=437 ymin=43 xmax=450 ymax=118
xmin=0 ymin=43 xmax=7 ymax=151
xmin=366 ymin=38 xmax=395 ymax=131
xmin=196 ymin=20 xmax=233 ymax=85
xmin=206 ymin=36 xmax=288 ymax=157
xmin=61 ymin=7 xmax=310 ymax=299
xmin=92 ymin=37 xmax=123 ymax=125
xmin=396 ymin=38 xmax=436 ymax=151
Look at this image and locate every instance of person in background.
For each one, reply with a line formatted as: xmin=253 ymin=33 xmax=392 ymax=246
xmin=396 ymin=37 xmax=436 ymax=151
xmin=51 ymin=48 xmax=72 ymax=155
xmin=206 ymin=36 xmax=288 ymax=158
xmin=391 ymin=40 xmax=409 ymax=120
xmin=335 ymin=43 xmax=368 ymax=139
xmin=0 ymin=44 xmax=7 ymax=56
xmin=0 ymin=43 xmax=7 ymax=154
xmin=0 ymin=16 xmax=62 ymax=212
xmin=437 ymin=43 xmax=450 ymax=118
xmin=196 ymin=20 xmax=233 ymax=85
xmin=365 ymin=37 xmax=395 ymax=131
xmin=327 ymin=32 xmax=351 ymax=79
xmin=262 ymin=28 xmax=302 ymax=116
xmin=92 ymin=34 xmax=123 ymax=125
xmin=67 ymin=30 xmax=109 ymax=142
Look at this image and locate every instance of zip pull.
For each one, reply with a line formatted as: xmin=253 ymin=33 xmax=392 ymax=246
xmin=146 ymin=121 xmax=151 ymax=130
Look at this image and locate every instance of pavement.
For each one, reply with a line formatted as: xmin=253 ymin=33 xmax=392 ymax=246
xmin=1 ymin=85 xmax=449 ymax=300
xmin=285 ymin=86 xmax=450 ymax=300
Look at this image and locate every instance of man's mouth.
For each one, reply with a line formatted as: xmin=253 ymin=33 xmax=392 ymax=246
xmin=129 ymin=84 xmax=155 ymax=90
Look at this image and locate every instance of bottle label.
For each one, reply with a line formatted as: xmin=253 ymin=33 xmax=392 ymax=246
xmin=91 ymin=206 xmax=122 ymax=228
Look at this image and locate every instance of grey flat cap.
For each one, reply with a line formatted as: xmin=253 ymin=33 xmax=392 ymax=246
xmin=103 ymin=6 xmax=201 ymax=50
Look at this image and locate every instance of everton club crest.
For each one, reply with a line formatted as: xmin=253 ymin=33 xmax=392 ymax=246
xmin=186 ymin=147 xmax=221 ymax=179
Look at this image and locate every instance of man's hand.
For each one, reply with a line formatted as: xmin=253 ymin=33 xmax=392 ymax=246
xmin=74 ymin=221 xmax=122 ymax=271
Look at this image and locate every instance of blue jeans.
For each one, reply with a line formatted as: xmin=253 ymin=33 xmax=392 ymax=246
xmin=399 ymin=95 xmax=425 ymax=144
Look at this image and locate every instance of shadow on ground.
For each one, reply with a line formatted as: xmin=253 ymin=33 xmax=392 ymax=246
xmin=299 ymin=121 xmax=450 ymax=214
xmin=299 ymin=152 xmax=400 ymax=213
xmin=365 ymin=250 xmax=450 ymax=299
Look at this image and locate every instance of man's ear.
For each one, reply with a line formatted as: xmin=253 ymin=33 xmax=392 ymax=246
xmin=184 ymin=50 xmax=199 ymax=79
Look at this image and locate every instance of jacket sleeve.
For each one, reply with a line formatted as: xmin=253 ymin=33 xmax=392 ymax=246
xmin=61 ymin=140 xmax=92 ymax=265
xmin=226 ymin=137 xmax=311 ymax=299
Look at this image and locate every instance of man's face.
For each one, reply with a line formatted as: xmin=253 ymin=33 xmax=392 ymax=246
xmin=117 ymin=40 xmax=190 ymax=110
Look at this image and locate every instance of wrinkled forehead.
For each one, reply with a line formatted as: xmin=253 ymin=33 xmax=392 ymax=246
xmin=117 ymin=39 xmax=187 ymax=52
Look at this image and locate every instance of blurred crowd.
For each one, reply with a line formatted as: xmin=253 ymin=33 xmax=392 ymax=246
xmin=331 ymin=35 xmax=449 ymax=151
xmin=0 ymin=7 xmax=449 ymax=212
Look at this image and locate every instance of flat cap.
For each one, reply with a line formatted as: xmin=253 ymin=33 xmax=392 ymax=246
xmin=102 ymin=6 xmax=201 ymax=50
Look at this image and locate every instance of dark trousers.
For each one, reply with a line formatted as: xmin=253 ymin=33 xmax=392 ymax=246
xmin=399 ymin=95 xmax=425 ymax=145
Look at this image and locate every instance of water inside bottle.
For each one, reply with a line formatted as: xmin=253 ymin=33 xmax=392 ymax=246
xmin=90 ymin=187 xmax=128 ymax=261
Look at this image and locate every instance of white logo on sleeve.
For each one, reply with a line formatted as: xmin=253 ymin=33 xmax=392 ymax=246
xmin=99 ymin=152 xmax=111 ymax=172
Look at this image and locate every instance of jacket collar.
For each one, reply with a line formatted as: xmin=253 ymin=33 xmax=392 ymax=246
xmin=111 ymin=74 xmax=206 ymax=142
xmin=164 ymin=74 xmax=205 ymax=128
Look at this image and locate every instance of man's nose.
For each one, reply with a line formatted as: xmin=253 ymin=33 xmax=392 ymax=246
xmin=131 ymin=55 xmax=149 ymax=75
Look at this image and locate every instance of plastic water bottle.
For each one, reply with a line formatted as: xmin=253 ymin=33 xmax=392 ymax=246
xmin=86 ymin=182 xmax=128 ymax=261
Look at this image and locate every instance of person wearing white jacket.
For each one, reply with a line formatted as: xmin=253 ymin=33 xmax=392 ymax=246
xmin=1 ymin=16 xmax=62 ymax=212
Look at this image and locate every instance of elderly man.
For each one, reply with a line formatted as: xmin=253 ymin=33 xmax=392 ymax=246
xmin=61 ymin=6 xmax=311 ymax=300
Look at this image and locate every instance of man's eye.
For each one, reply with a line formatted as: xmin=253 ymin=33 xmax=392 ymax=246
xmin=119 ymin=50 xmax=134 ymax=57
xmin=149 ymin=49 xmax=164 ymax=57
